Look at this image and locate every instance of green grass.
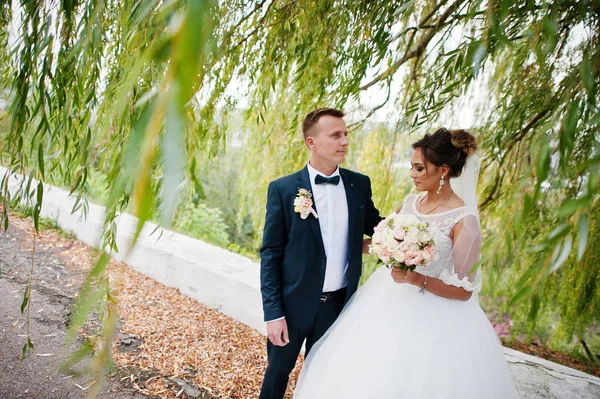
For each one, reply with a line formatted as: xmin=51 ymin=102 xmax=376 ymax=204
xmin=11 ymin=203 xmax=76 ymax=239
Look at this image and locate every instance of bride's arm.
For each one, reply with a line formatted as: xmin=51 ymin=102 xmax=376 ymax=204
xmin=391 ymin=269 xmax=473 ymax=301
xmin=391 ymin=217 xmax=481 ymax=301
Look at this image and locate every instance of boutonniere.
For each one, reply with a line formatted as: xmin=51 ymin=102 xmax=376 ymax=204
xmin=294 ymin=188 xmax=318 ymax=219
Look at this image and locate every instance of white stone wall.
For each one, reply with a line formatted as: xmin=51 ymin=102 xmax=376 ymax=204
xmin=1 ymin=167 xmax=265 ymax=335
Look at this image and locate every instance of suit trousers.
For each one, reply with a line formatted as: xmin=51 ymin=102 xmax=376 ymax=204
xmin=259 ymin=288 xmax=346 ymax=399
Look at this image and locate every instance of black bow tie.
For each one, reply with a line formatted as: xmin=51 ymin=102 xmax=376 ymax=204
xmin=315 ymin=175 xmax=340 ymax=185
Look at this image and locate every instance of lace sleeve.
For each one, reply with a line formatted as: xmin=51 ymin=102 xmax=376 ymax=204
xmin=438 ymin=214 xmax=482 ymax=293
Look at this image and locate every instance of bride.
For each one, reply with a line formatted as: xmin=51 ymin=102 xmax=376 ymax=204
xmin=293 ymin=128 xmax=520 ymax=398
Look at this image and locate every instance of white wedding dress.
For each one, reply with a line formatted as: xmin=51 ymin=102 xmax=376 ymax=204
xmin=294 ymin=194 xmax=520 ymax=399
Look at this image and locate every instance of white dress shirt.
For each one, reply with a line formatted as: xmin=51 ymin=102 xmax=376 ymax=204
xmin=307 ymin=162 xmax=349 ymax=293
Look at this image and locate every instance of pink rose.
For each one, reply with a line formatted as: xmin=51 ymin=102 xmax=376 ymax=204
xmin=424 ymin=245 xmax=437 ymax=260
xmin=404 ymin=250 xmax=417 ymax=266
xmin=297 ymin=197 xmax=312 ymax=213
xmin=413 ymin=251 xmax=424 ymax=265
xmin=378 ymin=246 xmax=392 ymax=263
xmin=379 ymin=246 xmax=392 ymax=257
xmin=404 ymin=250 xmax=423 ymax=266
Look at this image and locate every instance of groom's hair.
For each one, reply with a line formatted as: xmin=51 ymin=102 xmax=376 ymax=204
xmin=302 ymin=108 xmax=345 ymax=139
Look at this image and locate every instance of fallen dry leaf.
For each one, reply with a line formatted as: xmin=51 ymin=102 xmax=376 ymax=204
xmin=13 ymin=212 xmax=303 ymax=398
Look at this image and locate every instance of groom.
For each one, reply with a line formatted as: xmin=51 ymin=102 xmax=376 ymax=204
xmin=259 ymin=108 xmax=382 ymax=398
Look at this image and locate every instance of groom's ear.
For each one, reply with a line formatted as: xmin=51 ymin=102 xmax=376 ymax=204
xmin=305 ymin=136 xmax=315 ymax=149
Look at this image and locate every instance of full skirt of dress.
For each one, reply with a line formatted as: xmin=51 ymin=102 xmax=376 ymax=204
xmin=293 ymin=266 xmax=520 ymax=399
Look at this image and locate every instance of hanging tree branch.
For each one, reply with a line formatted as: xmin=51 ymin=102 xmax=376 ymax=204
xmin=360 ymin=0 xmax=462 ymax=91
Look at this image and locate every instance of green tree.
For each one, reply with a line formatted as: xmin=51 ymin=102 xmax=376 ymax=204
xmin=174 ymin=201 xmax=231 ymax=247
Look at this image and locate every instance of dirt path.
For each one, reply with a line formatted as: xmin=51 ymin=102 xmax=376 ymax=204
xmin=0 ymin=212 xmax=302 ymax=399
xmin=0 ymin=217 xmax=147 ymax=399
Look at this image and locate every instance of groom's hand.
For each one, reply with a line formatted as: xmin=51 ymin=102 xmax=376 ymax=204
xmin=267 ymin=319 xmax=290 ymax=346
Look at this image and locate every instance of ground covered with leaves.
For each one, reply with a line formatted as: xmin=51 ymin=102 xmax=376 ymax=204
xmin=0 ymin=214 xmax=145 ymax=399
xmin=0 ymin=212 xmax=301 ymax=398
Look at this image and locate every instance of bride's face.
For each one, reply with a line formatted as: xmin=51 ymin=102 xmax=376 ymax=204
xmin=410 ymin=148 xmax=443 ymax=192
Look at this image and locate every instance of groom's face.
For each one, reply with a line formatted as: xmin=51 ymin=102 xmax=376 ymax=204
xmin=307 ymin=115 xmax=349 ymax=166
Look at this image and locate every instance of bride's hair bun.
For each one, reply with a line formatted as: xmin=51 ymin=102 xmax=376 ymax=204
xmin=449 ymin=129 xmax=478 ymax=156
xmin=412 ymin=128 xmax=478 ymax=178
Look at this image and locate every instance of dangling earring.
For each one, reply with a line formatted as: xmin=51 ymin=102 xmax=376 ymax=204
xmin=437 ymin=175 xmax=445 ymax=194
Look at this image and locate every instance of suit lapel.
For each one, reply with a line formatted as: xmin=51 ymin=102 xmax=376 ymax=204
xmin=298 ymin=166 xmax=326 ymax=256
xmin=340 ymin=168 xmax=357 ymax=252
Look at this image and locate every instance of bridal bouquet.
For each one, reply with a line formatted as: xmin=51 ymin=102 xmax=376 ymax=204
xmin=369 ymin=213 xmax=437 ymax=271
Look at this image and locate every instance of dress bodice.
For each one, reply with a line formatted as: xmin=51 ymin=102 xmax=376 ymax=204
xmin=399 ymin=194 xmax=482 ymax=291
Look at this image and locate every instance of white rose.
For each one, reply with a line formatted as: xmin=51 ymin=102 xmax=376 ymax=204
xmin=384 ymin=234 xmax=400 ymax=250
xmin=372 ymin=232 xmax=384 ymax=245
xmin=369 ymin=243 xmax=379 ymax=255
xmin=392 ymin=249 xmax=405 ymax=263
xmin=421 ymin=250 xmax=431 ymax=261
xmin=418 ymin=231 xmax=431 ymax=243
xmin=404 ymin=232 xmax=418 ymax=245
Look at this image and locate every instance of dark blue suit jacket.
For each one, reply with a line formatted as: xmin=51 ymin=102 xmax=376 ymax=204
xmin=260 ymin=166 xmax=382 ymax=329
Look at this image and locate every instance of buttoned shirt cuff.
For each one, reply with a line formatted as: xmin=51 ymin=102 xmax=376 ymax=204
xmin=266 ymin=316 xmax=285 ymax=323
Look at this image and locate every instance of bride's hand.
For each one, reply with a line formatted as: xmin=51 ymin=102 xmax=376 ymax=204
xmin=391 ymin=267 xmax=420 ymax=286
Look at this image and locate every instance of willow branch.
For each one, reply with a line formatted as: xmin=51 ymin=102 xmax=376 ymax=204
xmin=389 ymin=0 xmax=451 ymax=44
xmin=480 ymin=107 xmax=553 ymax=210
xmin=479 ymin=61 xmax=586 ymax=209
xmin=420 ymin=0 xmax=451 ymax=27
xmin=398 ymin=27 xmax=417 ymax=67
xmin=347 ymin=82 xmax=392 ymax=129
xmin=554 ymin=25 xmax=571 ymax=60
xmin=222 ymin=0 xmax=269 ymax=41
xmin=232 ymin=0 xmax=277 ymax=50
xmin=360 ymin=0 xmax=462 ymax=91
xmin=390 ymin=26 xmax=417 ymax=43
